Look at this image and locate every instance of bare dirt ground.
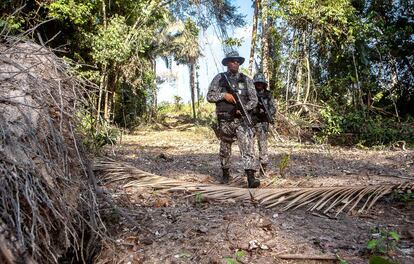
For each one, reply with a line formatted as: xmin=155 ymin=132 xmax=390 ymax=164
xmin=97 ymin=124 xmax=414 ymax=264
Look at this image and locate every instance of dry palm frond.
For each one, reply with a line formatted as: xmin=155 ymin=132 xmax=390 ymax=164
xmin=94 ymin=160 xmax=413 ymax=216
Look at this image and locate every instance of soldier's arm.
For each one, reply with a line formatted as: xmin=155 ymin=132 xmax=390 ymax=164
xmin=245 ymin=78 xmax=258 ymax=111
xmin=207 ymin=74 xmax=225 ymax=103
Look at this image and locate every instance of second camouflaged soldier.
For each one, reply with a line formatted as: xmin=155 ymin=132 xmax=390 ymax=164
xmin=252 ymin=73 xmax=276 ymax=175
xmin=207 ymin=51 xmax=260 ymax=188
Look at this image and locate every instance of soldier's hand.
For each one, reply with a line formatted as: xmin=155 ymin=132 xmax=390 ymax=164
xmin=235 ymin=110 xmax=242 ymax=116
xmin=223 ymin=93 xmax=236 ymax=104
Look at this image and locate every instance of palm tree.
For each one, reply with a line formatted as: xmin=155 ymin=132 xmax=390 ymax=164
xmin=155 ymin=18 xmax=201 ymax=120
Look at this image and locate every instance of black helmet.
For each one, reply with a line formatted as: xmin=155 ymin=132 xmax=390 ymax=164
xmin=222 ymin=50 xmax=245 ymax=66
xmin=253 ymin=73 xmax=268 ymax=85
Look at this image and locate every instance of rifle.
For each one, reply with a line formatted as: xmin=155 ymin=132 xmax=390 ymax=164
xmin=222 ymin=73 xmax=253 ymax=127
xmin=257 ymin=96 xmax=274 ymax=124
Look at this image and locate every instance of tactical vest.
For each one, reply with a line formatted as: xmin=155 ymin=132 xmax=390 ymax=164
xmin=216 ymin=73 xmax=249 ymax=120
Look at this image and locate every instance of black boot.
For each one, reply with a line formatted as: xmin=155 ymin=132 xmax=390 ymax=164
xmin=221 ymin=168 xmax=230 ymax=184
xmin=246 ymin=170 xmax=260 ymax=188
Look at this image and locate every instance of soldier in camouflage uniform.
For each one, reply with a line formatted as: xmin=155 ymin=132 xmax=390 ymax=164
xmin=207 ymin=51 xmax=260 ymax=188
xmin=252 ymin=73 xmax=276 ymax=175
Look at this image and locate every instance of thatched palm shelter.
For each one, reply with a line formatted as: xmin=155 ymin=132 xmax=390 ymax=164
xmin=0 ymin=40 xmax=101 ymax=263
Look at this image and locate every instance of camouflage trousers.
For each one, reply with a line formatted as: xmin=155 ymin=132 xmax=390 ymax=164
xmin=254 ymin=121 xmax=269 ymax=165
xmin=217 ymin=118 xmax=256 ymax=171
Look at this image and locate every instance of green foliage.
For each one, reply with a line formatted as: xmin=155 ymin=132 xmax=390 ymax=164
xmin=367 ymin=227 xmax=400 ymax=256
xmin=277 ymin=0 xmax=361 ymax=46
xmin=369 ymin=255 xmax=398 ymax=264
xmin=113 ymin=83 xmax=149 ymax=129
xmin=90 ymin=15 xmax=135 ymax=64
xmin=315 ymin=105 xmax=343 ymax=144
xmin=177 ymin=251 xmax=191 ymax=258
xmin=223 ymin=37 xmax=244 ymax=48
xmin=278 ymin=153 xmax=290 ymax=177
xmin=315 ymin=108 xmax=414 ymax=146
xmin=0 ymin=15 xmax=24 ymax=33
xmin=234 ymin=249 xmax=246 ymax=260
xmin=224 ymin=249 xmax=247 ymax=264
xmin=268 ymin=0 xmax=414 ymax=146
xmin=340 ymin=112 xmax=414 ymax=146
xmin=336 ymin=254 xmax=349 ymax=264
xmin=392 ymin=189 xmax=414 ymax=203
xmin=194 ymin=192 xmax=203 ymax=207
xmin=173 ymin=96 xmax=183 ymax=111
xmin=157 ymin=101 xmax=215 ymax=126
xmin=48 ymin=0 xmax=93 ymax=25
xmin=372 ymin=91 xmax=384 ymax=104
xmin=224 ymin=258 xmax=237 ymax=264
xmin=76 ymin=111 xmax=120 ymax=154
xmin=3 ymin=0 xmax=412 ymax=147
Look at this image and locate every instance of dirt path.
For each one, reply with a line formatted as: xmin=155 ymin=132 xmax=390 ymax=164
xmin=97 ymin=126 xmax=414 ymax=264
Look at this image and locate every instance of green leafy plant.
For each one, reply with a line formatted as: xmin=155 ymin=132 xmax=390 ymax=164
xmin=177 ymin=251 xmax=191 ymax=258
xmin=224 ymin=258 xmax=237 ymax=264
xmin=0 ymin=15 xmax=24 ymax=33
xmin=194 ymin=192 xmax=203 ymax=207
xmin=315 ymin=105 xmax=343 ymax=144
xmin=336 ymin=254 xmax=349 ymax=264
xmin=367 ymin=228 xmax=400 ymax=256
xmin=278 ymin=153 xmax=290 ymax=177
xmin=223 ymin=37 xmax=243 ymax=48
xmin=224 ymin=249 xmax=247 ymax=264
xmin=173 ymin=95 xmax=183 ymax=111
xmin=76 ymin=111 xmax=120 ymax=153
xmin=369 ymin=255 xmax=398 ymax=264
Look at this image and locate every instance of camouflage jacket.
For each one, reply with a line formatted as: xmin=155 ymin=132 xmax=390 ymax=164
xmin=207 ymin=71 xmax=258 ymax=116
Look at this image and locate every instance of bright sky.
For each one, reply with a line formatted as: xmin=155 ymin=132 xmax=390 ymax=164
xmin=156 ymin=1 xmax=254 ymax=104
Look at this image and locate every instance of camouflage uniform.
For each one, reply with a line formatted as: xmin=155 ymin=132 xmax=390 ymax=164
xmin=252 ymin=74 xmax=276 ymax=167
xmin=207 ymin=71 xmax=258 ymax=170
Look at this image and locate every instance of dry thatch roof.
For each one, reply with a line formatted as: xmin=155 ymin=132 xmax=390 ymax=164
xmin=0 ymin=39 xmax=101 ymax=263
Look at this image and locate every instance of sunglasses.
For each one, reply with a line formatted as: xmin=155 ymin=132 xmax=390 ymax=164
xmin=228 ymin=59 xmax=240 ymax=64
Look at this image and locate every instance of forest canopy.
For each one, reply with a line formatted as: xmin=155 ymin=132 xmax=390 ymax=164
xmin=1 ymin=0 xmax=413 ymax=146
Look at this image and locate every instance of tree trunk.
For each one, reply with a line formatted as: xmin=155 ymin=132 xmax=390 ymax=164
xmin=352 ymin=51 xmax=363 ymax=110
xmin=261 ymin=0 xmax=270 ymax=82
xmin=248 ymin=0 xmax=260 ymax=76
xmin=302 ymin=30 xmax=311 ymax=106
xmin=189 ymin=62 xmax=196 ymax=121
xmin=390 ymin=58 xmax=400 ymax=121
xmin=103 ymin=69 xmax=111 ymax=120
xmin=295 ymin=30 xmax=306 ymax=105
xmin=103 ymin=82 xmax=109 ymax=120
xmin=104 ymin=68 xmax=118 ymax=121
xmin=285 ymin=29 xmax=296 ymax=112
xmin=285 ymin=61 xmax=291 ymax=112
xmin=96 ymin=0 xmax=107 ymax=126
xmin=102 ymin=0 xmax=107 ymax=28
xmin=97 ymin=64 xmax=107 ymax=126
xmin=149 ymin=58 xmax=157 ymax=122
xmin=196 ymin=66 xmax=200 ymax=107
xmin=295 ymin=62 xmax=302 ymax=103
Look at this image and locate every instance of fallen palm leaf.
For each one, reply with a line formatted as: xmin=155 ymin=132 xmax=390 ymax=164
xmin=94 ymin=160 xmax=413 ymax=216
